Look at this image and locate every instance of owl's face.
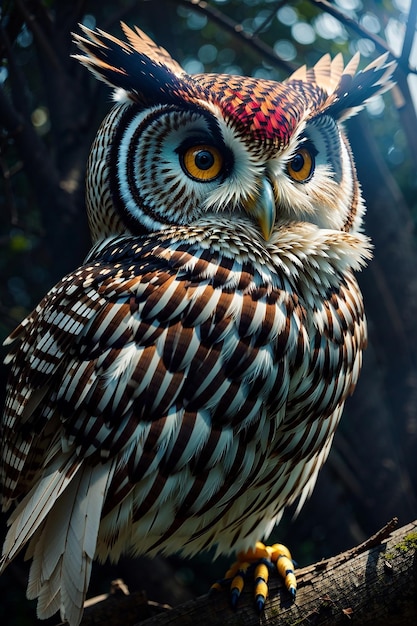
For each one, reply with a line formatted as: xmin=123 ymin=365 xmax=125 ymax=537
xmin=75 ymin=24 xmax=394 ymax=243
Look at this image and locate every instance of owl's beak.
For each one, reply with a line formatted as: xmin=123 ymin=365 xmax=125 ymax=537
xmin=245 ymin=177 xmax=276 ymax=240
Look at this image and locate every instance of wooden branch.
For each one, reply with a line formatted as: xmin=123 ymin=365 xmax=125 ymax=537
xmin=307 ymin=0 xmax=414 ymax=75
xmin=306 ymin=0 xmax=394 ymax=56
xmin=165 ymin=0 xmax=296 ymax=74
xmin=15 ymin=0 xmax=63 ymax=71
xmin=72 ymin=518 xmax=417 ymax=626
xmin=400 ymin=0 xmax=417 ymax=64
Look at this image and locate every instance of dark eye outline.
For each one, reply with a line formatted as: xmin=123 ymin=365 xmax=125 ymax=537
xmin=177 ymin=136 xmax=233 ymax=183
xmin=287 ymin=145 xmax=316 ymax=182
xmin=180 ymin=144 xmax=224 ymax=181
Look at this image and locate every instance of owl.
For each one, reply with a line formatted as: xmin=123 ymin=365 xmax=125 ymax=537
xmin=1 ymin=23 xmax=395 ymax=626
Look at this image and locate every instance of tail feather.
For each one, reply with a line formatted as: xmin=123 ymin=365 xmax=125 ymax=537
xmin=1 ymin=455 xmax=83 ymax=570
xmin=2 ymin=456 xmax=115 ymax=626
xmin=26 ymin=461 xmax=115 ymax=626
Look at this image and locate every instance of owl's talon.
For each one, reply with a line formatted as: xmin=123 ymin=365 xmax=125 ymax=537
xmin=254 ymin=560 xmax=270 ymax=612
xmin=275 ymin=546 xmax=297 ymax=600
xmin=230 ymin=560 xmax=251 ymax=607
xmin=216 ymin=542 xmax=296 ymax=611
xmin=209 ymin=579 xmax=227 ymax=594
xmin=230 ymin=587 xmax=241 ymax=608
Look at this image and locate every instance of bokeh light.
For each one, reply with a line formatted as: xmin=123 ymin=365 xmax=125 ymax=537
xmin=81 ymin=14 xmax=96 ymax=30
xmin=366 ymin=95 xmax=385 ymax=117
xmin=273 ymin=39 xmax=297 ymax=62
xmin=292 ymin=22 xmax=316 ymax=45
xmin=360 ymin=12 xmax=381 ymax=33
xmin=182 ymin=58 xmax=204 ymax=74
xmin=276 ymin=6 xmax=298 ymax=27
xmin=0 ymin=66 xmax=8 ymax=84
xmin=385 ymin=17 xmax=405 ymax=55
xmin=314 ymin=13 xmax=347 ymax=41
xmin=393 ymin=0 xmax=412 ymax=13
xmin=198 ymin=44 xmax=218 ymax=64
xmin=356 ymin=38 xmax=376 ymax=56
xmin=17 ymin=25 xmax=33 ymax=48
xmin=335 ymin=0 xmax=362 ymax=10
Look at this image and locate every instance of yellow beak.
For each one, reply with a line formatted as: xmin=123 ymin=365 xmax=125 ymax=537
xmin=245 ymin=177 xmax=276 ymax=240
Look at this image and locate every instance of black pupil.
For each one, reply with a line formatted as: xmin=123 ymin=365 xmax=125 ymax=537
xmin=291 ymin=152 xmax=305 ymax=172
xmin=195 ymin=150 xmax=214 ymax=170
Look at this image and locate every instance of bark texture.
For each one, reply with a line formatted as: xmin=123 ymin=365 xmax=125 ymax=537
xmin=73 ymin=519 xmax=417 ymax=626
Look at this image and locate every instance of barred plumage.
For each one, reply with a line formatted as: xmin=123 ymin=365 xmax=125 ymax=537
xmin=1 ymin=22 xmax=395 ymax=626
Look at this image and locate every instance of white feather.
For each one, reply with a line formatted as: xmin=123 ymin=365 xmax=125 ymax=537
xmin=1 ymin=455 xmax=82 ymax=569
xmin=27 ymin=461 xmax=115 ymax=625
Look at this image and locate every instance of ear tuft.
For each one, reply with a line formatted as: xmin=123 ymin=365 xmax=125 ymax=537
xmin=287 ymin=51 xmax=396 ymax=121
xmin=119 ymin=23 xmax=184 ymax=76
xmin=72 ymin=23 xmax=189 ymax=105
xmin=324 ymin=52 xmax=396 ymax=120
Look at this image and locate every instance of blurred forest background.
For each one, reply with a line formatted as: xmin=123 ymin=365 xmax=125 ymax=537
xmin=0 ymin=0 xmax=416 ymax=624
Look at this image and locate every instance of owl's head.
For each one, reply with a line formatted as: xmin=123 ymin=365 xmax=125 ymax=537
xmin=74 ymin=23 xmax=395 ymax=243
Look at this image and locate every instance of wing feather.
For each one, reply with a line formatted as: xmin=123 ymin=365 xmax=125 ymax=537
xmin=1 ymin=224 xmax=370 ymax=623
xmin=26 ymin=462 xmax=115 ymax=623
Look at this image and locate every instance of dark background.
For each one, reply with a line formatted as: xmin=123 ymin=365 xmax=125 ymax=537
xmin=1 ymin=1 xmax=416 ymax=624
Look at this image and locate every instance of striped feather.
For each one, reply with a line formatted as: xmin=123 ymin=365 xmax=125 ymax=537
xmin=1 ymin=219 xmax=371 ymax=626
xmin=1 ymin=21 xmax=388 ymax=625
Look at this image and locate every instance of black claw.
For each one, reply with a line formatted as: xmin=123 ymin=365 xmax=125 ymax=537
xmin=230 ymin=588 xmax=240 ymax=609
xmin=255 ymin=595 xmax=265 ymax=613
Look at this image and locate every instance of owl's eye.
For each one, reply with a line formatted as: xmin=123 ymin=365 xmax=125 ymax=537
xmin=181 ymin=144 xmax=223 ymax=182
xmin=287 ymin=147 xmax=315 ymax=182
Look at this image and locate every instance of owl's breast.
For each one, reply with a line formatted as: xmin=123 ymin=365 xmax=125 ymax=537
xmin=2 ymin=225 xmax=368 ymax=560
xmin=74 ymin=226 xmax=368 ymax=444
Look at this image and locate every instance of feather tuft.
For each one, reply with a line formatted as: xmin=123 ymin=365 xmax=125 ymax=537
xmin=324 ymin=51 xmax=396 ymax=120
xmin=287 ymin=50 xmax=396 ymax=120
xmin=72 ymin=23 xmax=193 ymax=105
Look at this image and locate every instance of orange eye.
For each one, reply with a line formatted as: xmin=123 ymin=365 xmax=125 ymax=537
xmin=182 ymin=145 xmax=223 ymax=181
xmin=287 ymin=147 xmax=315 ymax=182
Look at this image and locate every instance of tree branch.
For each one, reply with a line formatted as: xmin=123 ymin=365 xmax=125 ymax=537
xmin=307 ymin=0 xmax=393 ymax=55
xmin=400 ymin=0 xmax=417 ymax=65
xmin=165 ymin=0 xmax=296 ymax=73
xmin=73 ymin=518 xmax=417 ymax=626
xmin=15 ymin=0 xmax=62 ymax=70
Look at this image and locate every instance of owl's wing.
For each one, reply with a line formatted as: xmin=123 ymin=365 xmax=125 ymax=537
xmin=1 ymin=231 xmax=288 ymax=519
xmin=1 ymin=226 xmax=370 ymax=520
xmin=1 ymin=228 xmax=368 ymax=622
xmin=1 ymin=231 xmax=284 ymax=621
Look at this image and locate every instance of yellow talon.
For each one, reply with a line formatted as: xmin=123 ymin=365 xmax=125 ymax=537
xmin=270 ymin=543 xmax=297 ymax=599
xmin=254 ymin=562 xmax=269 ymax=587
xmin=269 ymin=543 xmax=292 ymax=560
xmin=254 ymin=561 xmax=269 ymax=610
xmin=230 ymin=560 xmax=251 ymax=606
xmin=237 ymin=540 xmax=271 ymax=561
xmin=212 ymin=541 xmax=296 ymax=611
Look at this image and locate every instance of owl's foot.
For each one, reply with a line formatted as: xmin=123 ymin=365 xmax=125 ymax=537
xmin=211 ymin=541 xmax=296 ymax=612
